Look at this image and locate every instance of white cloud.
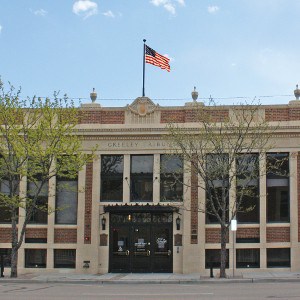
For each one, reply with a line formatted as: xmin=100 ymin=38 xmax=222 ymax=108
xmin=176 ymin=0 xmax=185 ymax=6
xmin=207 ymin=5 xmax=220 ymax=14
xmin=164 ymin=3 xmax=176 ymax=14
xmin=150 ymin=0 xmax=184 ymax=15
xmin=73 ymin=0 xmax=98 ymax=19
xmin=32 ymin=9 xmax=47 ymax=16
xmin=103 ymin=10 xmax=115 ymax=18
xmin=0 ymin=25 xmax=2 ymax=34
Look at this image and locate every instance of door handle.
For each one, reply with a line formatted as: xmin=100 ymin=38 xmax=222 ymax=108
xmin=168 ymin=250 xmax=171 ymax=256
xmin=147 ymin=250 xmax=151 ymax=256
xmin=126 ymin=250 xmax=130 ymax=256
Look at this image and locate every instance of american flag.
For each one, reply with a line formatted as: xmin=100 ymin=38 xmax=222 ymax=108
xmin=145 ymin=45 xmax=170 ymax=72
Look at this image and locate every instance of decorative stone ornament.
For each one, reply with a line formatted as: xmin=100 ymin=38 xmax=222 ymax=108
xmin=191 ymin=86 xmax=198 ymax=102
xmin=294 ymin=84 xmax=300 ymax=100
xmin=127 ymin=97 xmax=158 ymax=116
xmin=90 ymin=88 xmax=97 ymax=103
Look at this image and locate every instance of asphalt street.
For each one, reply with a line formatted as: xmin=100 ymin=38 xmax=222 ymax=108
xmin=1 ymin=282 xmax=300 ymax=300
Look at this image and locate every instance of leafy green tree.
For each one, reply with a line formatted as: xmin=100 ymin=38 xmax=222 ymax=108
xmin=0 ymin=79 xmax=90 ymax=277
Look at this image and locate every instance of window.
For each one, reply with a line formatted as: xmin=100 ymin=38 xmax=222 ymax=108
xmin=0 ymin=248 xmax=11 ymax=267
xmin=101 ymin=155 xmax=123 ymax=202
xmin=205 ymin=249 xmax=229 ymax=269
xmin=0 ymin=180 xmax=19 ymax=223
xmin=267 ymin=153 xmax=289 ymax=222
xmin=25 ymin=249 xmax=46 ymax=268
xmin=267 ymin=248 xmax=290 ymax=267
xmin=160 ymin=155 xmax=183 ymax=202
xmin=130 ymin=155 xmax=153 ymax=202
xmin=206 ymin=154 xmax=229 ymax=224
xmin=236 ymin=249 xmax=260 ymax=268
xmin=54 ymin=249 xmax=76 ymax=268
xmin=236 ymin=154 xmax=259 ymax=223
xmin=55 ymin=179 xmax=78 ymax=225
xmin=27 ymin=180 xmax=48 ymax=224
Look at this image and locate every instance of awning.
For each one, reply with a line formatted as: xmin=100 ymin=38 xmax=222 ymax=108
xmin=104 ymin=203 xmax=179 ymax=213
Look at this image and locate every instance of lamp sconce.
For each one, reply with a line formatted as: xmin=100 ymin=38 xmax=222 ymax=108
xmin=101 ymin=216 xmax=106 ymax=231
xmin=83 ymin=260 xmax=90 ymax=269
xmin=176 ymin=216 xmax=181 ymax=231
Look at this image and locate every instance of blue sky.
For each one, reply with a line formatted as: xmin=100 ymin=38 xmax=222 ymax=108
xmin=0 ymin=0 xmax=299 ymax=107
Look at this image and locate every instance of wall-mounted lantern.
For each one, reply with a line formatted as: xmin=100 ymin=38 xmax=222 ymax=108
xmin=101 ymin=216 xmax=106 ymax=231
xmin=83 ymin=260 xmax=90 ymax=269
xmin=176 ymin=216 xmax=181 ymax=231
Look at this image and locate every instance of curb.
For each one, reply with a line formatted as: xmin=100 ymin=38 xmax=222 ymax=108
xmin=1 ymin=278 xmax=300 ymax=285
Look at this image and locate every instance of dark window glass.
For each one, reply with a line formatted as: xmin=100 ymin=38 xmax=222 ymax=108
xmin=25 ymin=238 xmax=47 ymax=243
xmin=55 ymin=180 xmax=78 ymax=224
xmin=236 ymin=154 xmax=260 ymax=223
xmin=101 ymin=155 xmax=123 ymax=202
xmin=0 ymin=180 xmax=19 ymax=223
xmin=0 ymin=248 xmax=11 ymax=267
xmin=25 ymin=249 xmax=46 ymax=268
xmin=206 ymin=154 xmax=229 ymax=224
xmin=54 ymin=249 xmax=76 ymax=268
xmin=160 ymin=155 xmax=183 ymax=202
xmin=27 ymin=181 xmax=48 ymax=224
xmin=236 ymin=237 xmax=260 ymax=243
xmin=236 ymin=249 xmax=260 ymax=268
xmin=205 ymin=249 xmax=229 ymax=269
xmin=267 ymin=153 xmax=289 ymax=222
xmin=267 ymin=248 xmax=290 ymax=267
xmin=130 ymin=155 xmax=153 ymax=202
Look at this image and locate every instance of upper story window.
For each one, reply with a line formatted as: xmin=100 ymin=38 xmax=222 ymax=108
xmin=101 ymin=155 xmax=123 ymax=202
xmin=205 ymin=154 xmax=229 ymax=224
xmin=55 ymin=174 xmax=78 ymax=225
xmin=267 ymin=153 xmax=289 ymax=222
xmin=130 ymin=155 xmax=153 ymax=202
xmin=236 ymin=154 xmax=259 ymax=223
xmin=27 ymin=178 xmax=48 ymax=224
xmin=0 ymin=180 xmax=19 ymax=223
xmin=160 ymin=155 xmax=183 ymax=202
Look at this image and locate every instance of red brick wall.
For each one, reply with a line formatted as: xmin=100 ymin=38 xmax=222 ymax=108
xmin=0 ymin=228 xmax=14 ymax=243
xmin=190 ymin=160 xmax=198 ymax=244
xmin=79 ymin=110 xmax=124 ymax=124
xmin=25 ymin=228 xmax=47 ymax=239
xmin=161 ymin=109 xmax=229 ymax=123
xmin=54 ymin=229 xmax=77 ymax=243
xmin=84 ymin=161 xmax=93 ymax=244
xmin=205 ymin=228 xmax=229 ymax=244
xmin=161 ymin=110 xmax=185 ymax=123
xmin=266 ymin=227 xmax=290 ymax=243
xmin=237 ymin=228 xmax=260 ymax=239
xmin=259 ymin=107 xmax=300 ymax=121
xmin=298 ymin=153 xmax=300 ymax=242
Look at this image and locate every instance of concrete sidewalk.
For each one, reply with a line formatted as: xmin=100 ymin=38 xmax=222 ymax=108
xmin=1 ymin=271 xmax=300 ymax=284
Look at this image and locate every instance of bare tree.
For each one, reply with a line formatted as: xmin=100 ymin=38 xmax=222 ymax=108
xmin=166 ymin=101 xmax=277 ymax=278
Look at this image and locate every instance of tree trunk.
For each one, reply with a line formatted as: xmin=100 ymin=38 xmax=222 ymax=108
xmin=219 ymin=225 xmax=228 ymax=278
xmin=10 ymin=217 xmax=18 ymax=278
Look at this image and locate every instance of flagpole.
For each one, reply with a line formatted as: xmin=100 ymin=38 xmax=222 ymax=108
xmin=142 ymin=39 xmax=146 ymax=97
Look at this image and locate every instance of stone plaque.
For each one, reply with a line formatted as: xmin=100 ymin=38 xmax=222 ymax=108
xmin=100 ymin=234 xmax=108 ymax=246
xmin=174 ymin=234 xmax=182 ymax=246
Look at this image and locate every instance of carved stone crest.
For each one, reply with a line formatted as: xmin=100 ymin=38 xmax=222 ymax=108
xmin=127 ymin=97 xmax=158 ymax=117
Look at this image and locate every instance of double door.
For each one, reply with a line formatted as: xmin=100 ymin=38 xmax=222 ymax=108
xmin=109 ymin=222 xmax=173 ymax=273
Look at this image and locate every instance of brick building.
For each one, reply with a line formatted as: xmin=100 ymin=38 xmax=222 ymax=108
xmin=1 ymin=87 xmax=300 ymax=276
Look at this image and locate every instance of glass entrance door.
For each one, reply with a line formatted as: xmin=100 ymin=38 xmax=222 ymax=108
xmin=109 ymin=212 xmax=173 ymax=273
xmin=131 ymin=226 xmax=151 ymax=272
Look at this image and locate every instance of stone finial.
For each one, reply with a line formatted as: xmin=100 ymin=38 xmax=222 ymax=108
xmin=294 ymin=84 xmax=300 ymax=100
xmin=191 ymin=86 xmax=198 ymax=102
xmin=90 ymin=88 xmax=97 ymax=103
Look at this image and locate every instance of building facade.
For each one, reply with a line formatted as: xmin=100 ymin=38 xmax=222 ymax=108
xmin=1 ymin=90 xmax=300 ymax=276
